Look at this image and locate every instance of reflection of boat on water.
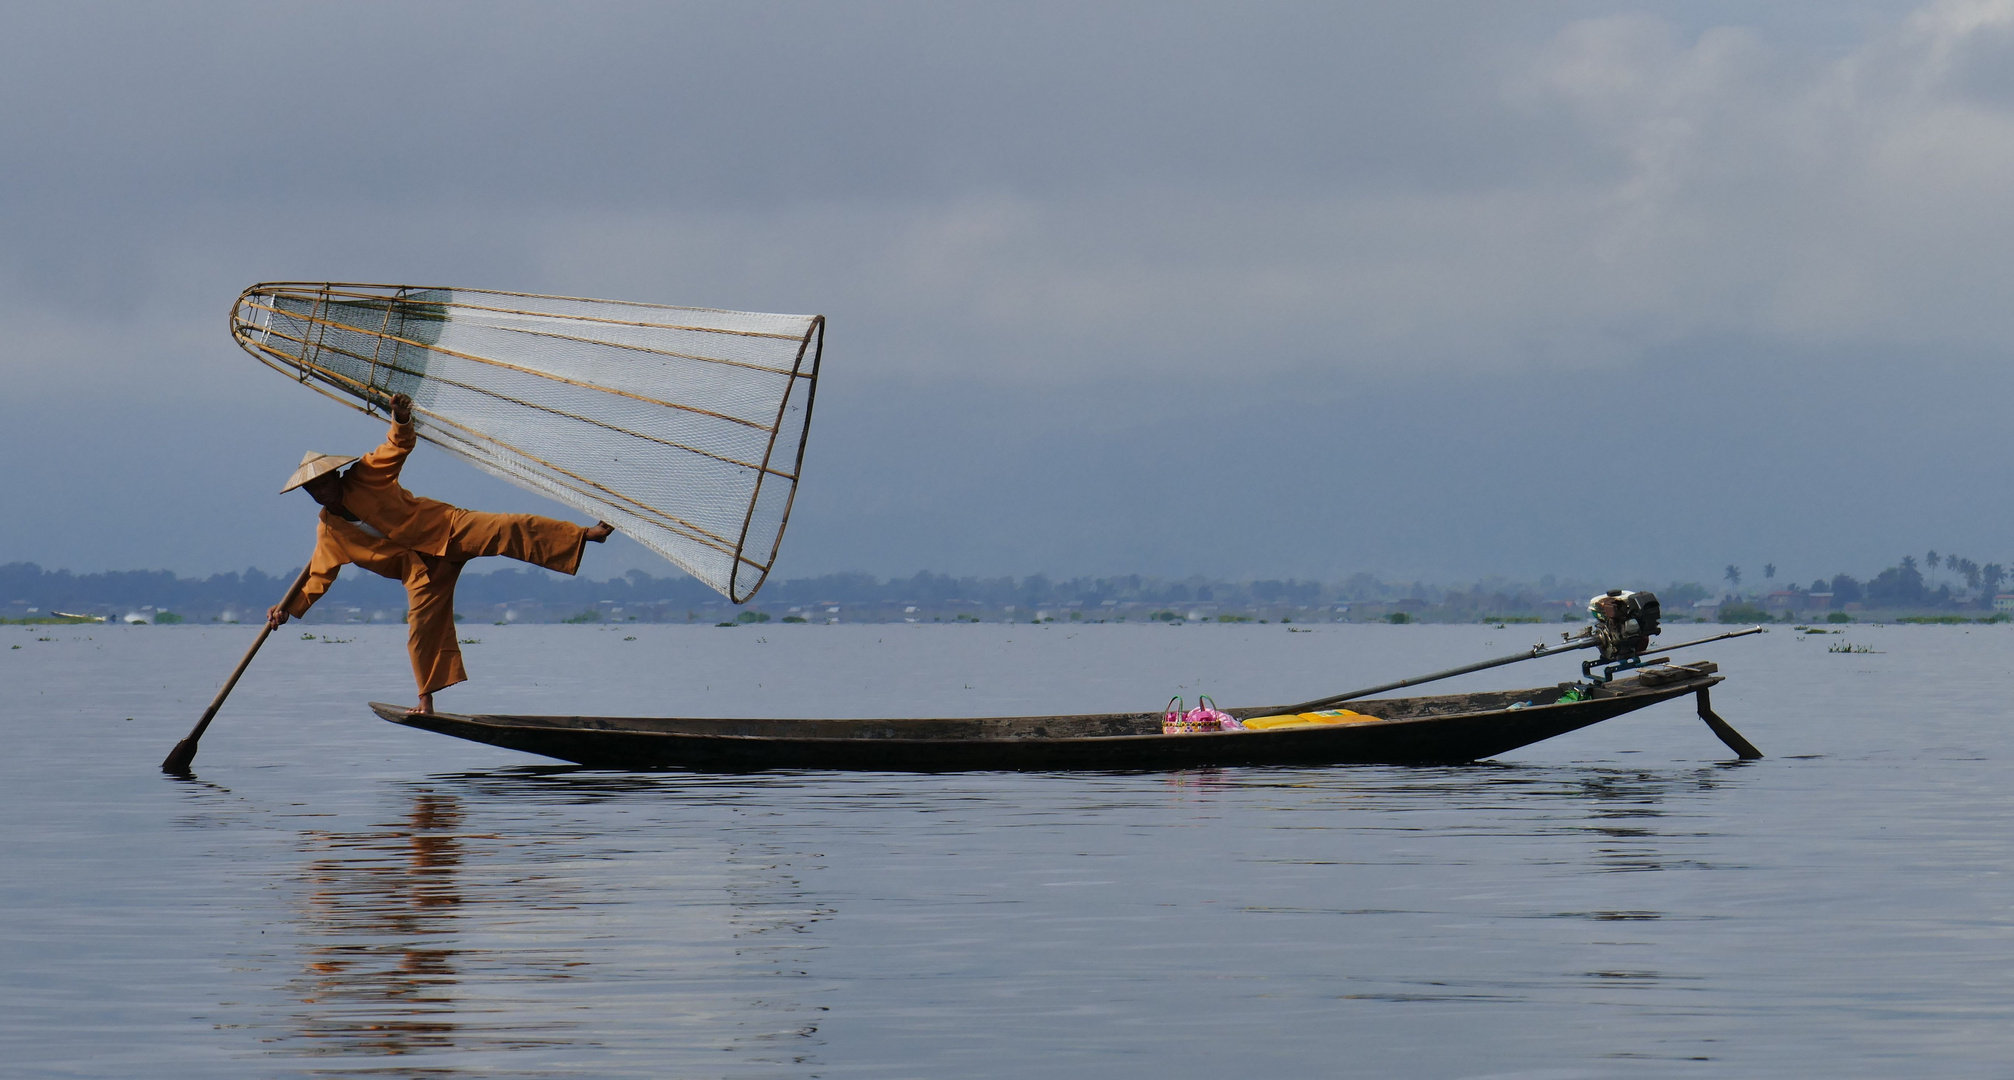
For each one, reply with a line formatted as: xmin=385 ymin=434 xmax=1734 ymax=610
xmin=173 ymin=748 xmax=1757 ymax=1072
xmin=372 ymin=662 xmax=1740 ymax=770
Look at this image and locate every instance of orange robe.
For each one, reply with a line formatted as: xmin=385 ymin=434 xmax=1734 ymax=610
xmin=286 ymin=421 xmax=591 ymax=696
xmin=338 ymin=419 xmax=457 ymax=556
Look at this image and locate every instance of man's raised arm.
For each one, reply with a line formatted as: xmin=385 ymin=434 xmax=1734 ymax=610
xmin=351 ymin=392 xmax=417 ymax=485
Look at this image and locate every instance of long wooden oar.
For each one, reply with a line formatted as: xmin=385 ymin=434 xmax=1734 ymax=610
xmin=160 ymin=566 xmax=312 ymax=775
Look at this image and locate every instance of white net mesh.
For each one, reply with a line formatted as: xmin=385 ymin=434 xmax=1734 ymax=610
xmin=233 ymin=282 xmax=823 ymax=602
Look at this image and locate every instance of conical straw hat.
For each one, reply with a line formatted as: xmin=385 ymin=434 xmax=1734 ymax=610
xmin=280 ymin=451 xmax=361 ymax=493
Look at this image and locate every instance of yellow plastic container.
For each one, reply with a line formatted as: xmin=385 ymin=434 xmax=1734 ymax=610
xmin=1241 ymin=709 xmax=1384 ymax=731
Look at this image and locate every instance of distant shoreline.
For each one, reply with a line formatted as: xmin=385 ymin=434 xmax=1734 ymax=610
xmin=5 ymin=559 xmax=2000 ymax=626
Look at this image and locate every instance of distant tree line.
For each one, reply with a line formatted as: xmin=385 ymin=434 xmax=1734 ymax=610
xmin=10 ymin=552 xmax=1997 ymax=622
xmin=0 ymin=564 xmax=305 ymax=615
xmin=1719 ymin=549 xmax=2009 ymax=612
xmin=1 ymin=562 xmax=1698 ymax=620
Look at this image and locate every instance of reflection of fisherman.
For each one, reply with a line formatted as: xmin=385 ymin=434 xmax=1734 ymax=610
xmin=294 ymin=791 xmax=467 ymax=1053
xmin=267 ymin=393 xmax=613 ymax=715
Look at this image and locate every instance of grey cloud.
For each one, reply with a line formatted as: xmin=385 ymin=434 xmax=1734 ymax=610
xmin=0 ymin=3 xmax=1552 ymax=207
xmin=13 ymin=1 xmax=2005 ymax=381
xmin=2 ymin=0 xmax=2006 ymax=587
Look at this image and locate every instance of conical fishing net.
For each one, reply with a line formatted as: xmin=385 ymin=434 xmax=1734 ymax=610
xmin=232 ymin=282 xmax=823 ymax=602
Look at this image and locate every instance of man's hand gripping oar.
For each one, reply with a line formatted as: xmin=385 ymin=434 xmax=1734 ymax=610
xmin=159 ymin=566 xmax=312 ymax=775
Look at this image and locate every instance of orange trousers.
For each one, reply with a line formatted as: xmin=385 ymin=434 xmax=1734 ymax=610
xmin=405 ymin=510 xmax=589 ymax=695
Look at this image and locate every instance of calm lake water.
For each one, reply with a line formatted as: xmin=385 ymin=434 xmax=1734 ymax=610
xmin=4 ymin=621 xmax=2012 ymax=1078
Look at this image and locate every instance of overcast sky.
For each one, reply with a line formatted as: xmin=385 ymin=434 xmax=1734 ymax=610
xmin=4 ymin=0 xmax=2010 ymax=589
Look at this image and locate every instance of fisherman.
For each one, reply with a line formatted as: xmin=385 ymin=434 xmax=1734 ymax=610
xmin=267 ymin=393 xmax=614 ymax=715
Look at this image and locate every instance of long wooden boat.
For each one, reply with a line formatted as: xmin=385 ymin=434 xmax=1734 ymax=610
xmin=369 ymin=660 xmax=1745 ymax=770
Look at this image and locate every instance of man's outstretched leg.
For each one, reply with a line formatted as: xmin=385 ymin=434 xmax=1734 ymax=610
xmin=444 ymin=509 xmax=608 ymax=574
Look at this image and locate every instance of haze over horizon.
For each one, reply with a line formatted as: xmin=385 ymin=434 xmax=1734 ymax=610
xmin=4 ymin=1 xmax=2009 ymax=589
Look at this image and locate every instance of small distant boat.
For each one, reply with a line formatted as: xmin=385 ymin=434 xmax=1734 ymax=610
xmin=371 ymin=660 xmax=1738 ymax=771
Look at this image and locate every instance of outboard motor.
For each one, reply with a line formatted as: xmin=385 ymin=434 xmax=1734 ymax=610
xmin=1587 ymin=589 xmax=1660 ymax=662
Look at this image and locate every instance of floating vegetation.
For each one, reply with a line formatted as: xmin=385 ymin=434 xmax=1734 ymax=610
xmin=1896 ymin=615 xmax=1973 ymax=625
xmin=1829 ymin=641 xmax=1879 ymax=653
xmin=320 ymin=636 xmax=353 ymax=644
xmin=458 ymin=638 xmax=482 ymax=645
xmin=300 ymin=633 xmax=317 ymax=640
xmin=623 ymin=635 xmax=637 ymax=641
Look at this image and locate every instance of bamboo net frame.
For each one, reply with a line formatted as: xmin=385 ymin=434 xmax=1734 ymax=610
xmin=232 ymin=282 xmax=823 ymax=603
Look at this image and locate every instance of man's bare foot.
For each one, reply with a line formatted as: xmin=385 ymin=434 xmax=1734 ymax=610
xmin=411 ymin=692 xmax=435 ymax=716
xmin=586 ymin=521 xmax=614 ymax=543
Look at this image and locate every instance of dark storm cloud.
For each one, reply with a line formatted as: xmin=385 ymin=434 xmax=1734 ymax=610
xmin=1 ymin=0 xmax=2007 ymax=585
xmin=0 ymin=3 xmax=1560 ymax=207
